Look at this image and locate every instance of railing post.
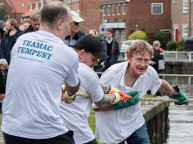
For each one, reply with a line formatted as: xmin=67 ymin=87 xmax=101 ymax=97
xmin=189 ymin=52 xmax=191 ymax=61
xmin=176 ymin=51 xmax=178 ymax=61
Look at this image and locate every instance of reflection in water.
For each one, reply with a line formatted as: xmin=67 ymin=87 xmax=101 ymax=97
xmin=160 ymin=76 xmax=193 ymax=144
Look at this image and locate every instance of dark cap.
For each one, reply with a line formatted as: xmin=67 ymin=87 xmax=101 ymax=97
xmin=74 ymin=35 xmax=108 ymax=60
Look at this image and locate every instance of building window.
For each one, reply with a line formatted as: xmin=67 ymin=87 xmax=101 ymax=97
xmin=182 ymin=25 xmax=188 ymax=39
xmin=21 ymin=3 xmax=25 ymax=8
xmin=4 ymin=15 xmax=10 ymax=20
xmin=151 ymin=3 xmax=163 ymax=15
xmin=122 ymin=3 xmax=126 ymax=15
xmin=0 ymin=3 xmax=4 ymax=9
xmin=112 ymin=5 xmax=115 ymax=16
xmin=117 ymin=4 xmax=121 ymax=15
xmin=107 ymin=5 xmax=111 ymax=16
xmin=182 ymin=0 xmax=188 ymax=14
xmin=103 ymin=5 xmax=106 ymax=16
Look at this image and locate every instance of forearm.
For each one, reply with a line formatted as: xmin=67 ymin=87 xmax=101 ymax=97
xmin=65 ymin=78 xmax=80 ymax=96
xmin=158 ymin=79 xmax=176 ymax=95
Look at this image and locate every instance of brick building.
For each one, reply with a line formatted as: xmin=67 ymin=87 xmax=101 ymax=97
xmin=79 ymin=0 xmax=171 ymax=45
xmin=0 ymin=0 xmax=31 ymax=24
xmin=172 ymin=0 xmax=193 ymax=41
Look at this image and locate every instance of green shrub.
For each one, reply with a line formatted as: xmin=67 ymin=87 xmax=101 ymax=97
xmin=128 ymin=30 xmax=148 ymax=41
xmin=166 ymin=41 xmax=176 ymax=51
xmin=175 ymin=40 xmax=185 ymax=51
xmin=154 ymin=31 xmax=167 ymax=49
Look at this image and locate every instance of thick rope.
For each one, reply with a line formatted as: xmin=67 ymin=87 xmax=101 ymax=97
xmin=76 ymin=92 xmax=193 ymax=102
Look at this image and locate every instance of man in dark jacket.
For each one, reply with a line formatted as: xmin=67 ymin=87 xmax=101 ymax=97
xmin=64 ymin=11 xmax=85 ymax=47
xmin=103 ymin=28 xmax=120 ymax=71
xmin=19 ymin=11 xmax=40 ymax=36
xmin=0 ymin=18 xmax=21 ymax=64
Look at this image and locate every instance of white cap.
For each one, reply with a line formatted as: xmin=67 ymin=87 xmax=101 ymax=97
xmin=0 ymin=59 xmax=7 ymax=65
xmin=71 ymin=11 xmax=84 ymax=23
xmin=153 ymin=40 xmax=160 ymax=46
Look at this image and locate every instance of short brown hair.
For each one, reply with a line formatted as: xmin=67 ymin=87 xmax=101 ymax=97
xmin=126 ymin=40 xmax=153 ymax=59
xmin=105 ymin=28 xmax=114 ymax=34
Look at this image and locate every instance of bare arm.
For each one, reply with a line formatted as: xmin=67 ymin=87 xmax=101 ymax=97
xmin=158 ymin=79 xmax=176 ymax=95
xmin=65 ymin=78 xmax=80 ymax=96
xmin=93 ymin=84 xmax=115 ymax=111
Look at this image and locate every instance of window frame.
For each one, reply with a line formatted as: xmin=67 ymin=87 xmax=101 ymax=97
xmin=151 ymin=3 xmax=163 ymax=15
xmin=117 ymin=4 xmax=121 ymax=15
xmin=107 ymin=5 xmax=111 ymax=16
xmin=122 ymin=3 xmax=126 ymax=15
xmin=182 ymin=0 xmax=188 ymax=14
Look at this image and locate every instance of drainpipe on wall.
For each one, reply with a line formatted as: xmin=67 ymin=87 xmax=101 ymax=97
xmin=189 ymin=0 xmax=192 ymax=37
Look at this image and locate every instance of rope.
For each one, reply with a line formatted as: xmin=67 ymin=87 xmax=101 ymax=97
xmin=76 ymin=92 xmax=193 ymax=102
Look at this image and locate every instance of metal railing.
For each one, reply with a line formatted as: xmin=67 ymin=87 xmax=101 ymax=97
xmin=164 ymin=51 xmax=193 ymax=62
xmin=119 ymin=51 xmax=193 ymax=62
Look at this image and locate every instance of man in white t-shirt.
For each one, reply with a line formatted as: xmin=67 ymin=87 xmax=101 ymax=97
xmin=60 ymin=35 xmax=134 ymax=144
xmin=2 ymin=1 xmax=80 ymax=144
xmin=94 ymin=40 xmax=189 ymax=144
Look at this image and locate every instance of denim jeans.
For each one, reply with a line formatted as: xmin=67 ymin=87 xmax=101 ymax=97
xmin=119 ymin=123 xmax=150 ymax=144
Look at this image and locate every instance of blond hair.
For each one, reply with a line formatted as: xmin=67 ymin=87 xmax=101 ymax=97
xmin=126 ymin=40 xmax=153 ymax=59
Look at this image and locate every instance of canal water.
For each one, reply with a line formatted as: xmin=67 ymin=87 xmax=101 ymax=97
xmin=160 ymin=76 xmax=193 ymax=144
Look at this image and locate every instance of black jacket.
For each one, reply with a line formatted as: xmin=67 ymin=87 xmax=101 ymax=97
xmin=0 ymin=29 xmax=21 ymax=64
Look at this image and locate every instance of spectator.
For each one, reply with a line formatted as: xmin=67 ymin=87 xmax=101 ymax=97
xmin=0 ymin=18 xmax=21 ymax=64
xmin=0 ymin=59 xmax=8 ymax=113
xmin=19 ymin=11 xmax=40 ymax=36
xmin=94 ymin=40 xmax=189 ymax=144
xmin=64 ymin=10 xmax=85 ymax=47
xmin=150 ymin=40 xmax=165 ymax=73
xmin=2 ymin=1 xmax=80 ymax=144
xmin=19 ymin=20 xmax=31 ymax=32
xmin=103 ymin=28 xmax=120 ymax=71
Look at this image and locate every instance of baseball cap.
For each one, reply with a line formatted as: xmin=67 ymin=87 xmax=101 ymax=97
xmin=71 ymin=11 xmax=84 ymax=23
xmin=153 ymin=40 xmax=160 ymax=46
xmin=74 ymin=35 xmax=108 ymax=60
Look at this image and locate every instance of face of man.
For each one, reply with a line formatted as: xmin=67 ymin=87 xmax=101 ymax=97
xmin=128 ymin=51 xmax=150 ymax=76
xmin=31 ymin=17 xmax=40 ymax=31
xmin=79 ymin=50 xmax=99 ymax=68
xmin=105 ymin=31 xmax=112 ymax=40
xmin=60 ymin=10 xmax=72 ymax=40
xmin=70 ymin=21 xmax=80 ymax=36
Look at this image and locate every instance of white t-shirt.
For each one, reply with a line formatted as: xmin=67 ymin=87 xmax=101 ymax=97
xmin=2 ymin=30 xmax=79 ymax=139
xmin=95 ymin=61 xmax=162 ymax=144
xmin=60 ymin=62 xmax=103 ymax=144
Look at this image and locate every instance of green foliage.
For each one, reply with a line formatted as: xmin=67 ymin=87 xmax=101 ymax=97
xmin=166 ymin=41 xmax=176 ymax=51
xmin=154 ymin=31 xmax=168 ymax=49
xmin=176 ymin=40 xmax=185 ymax=51
xmin=128 ymin=30 xmax=148 ymax=41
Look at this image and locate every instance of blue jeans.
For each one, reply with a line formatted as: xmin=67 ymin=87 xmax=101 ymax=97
xmin=119 ymin=123 xmax=150 ymax=144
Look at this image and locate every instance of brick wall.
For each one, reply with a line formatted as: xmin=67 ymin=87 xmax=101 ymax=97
xmin=79 ymin=0 xmax=171 ymax=44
